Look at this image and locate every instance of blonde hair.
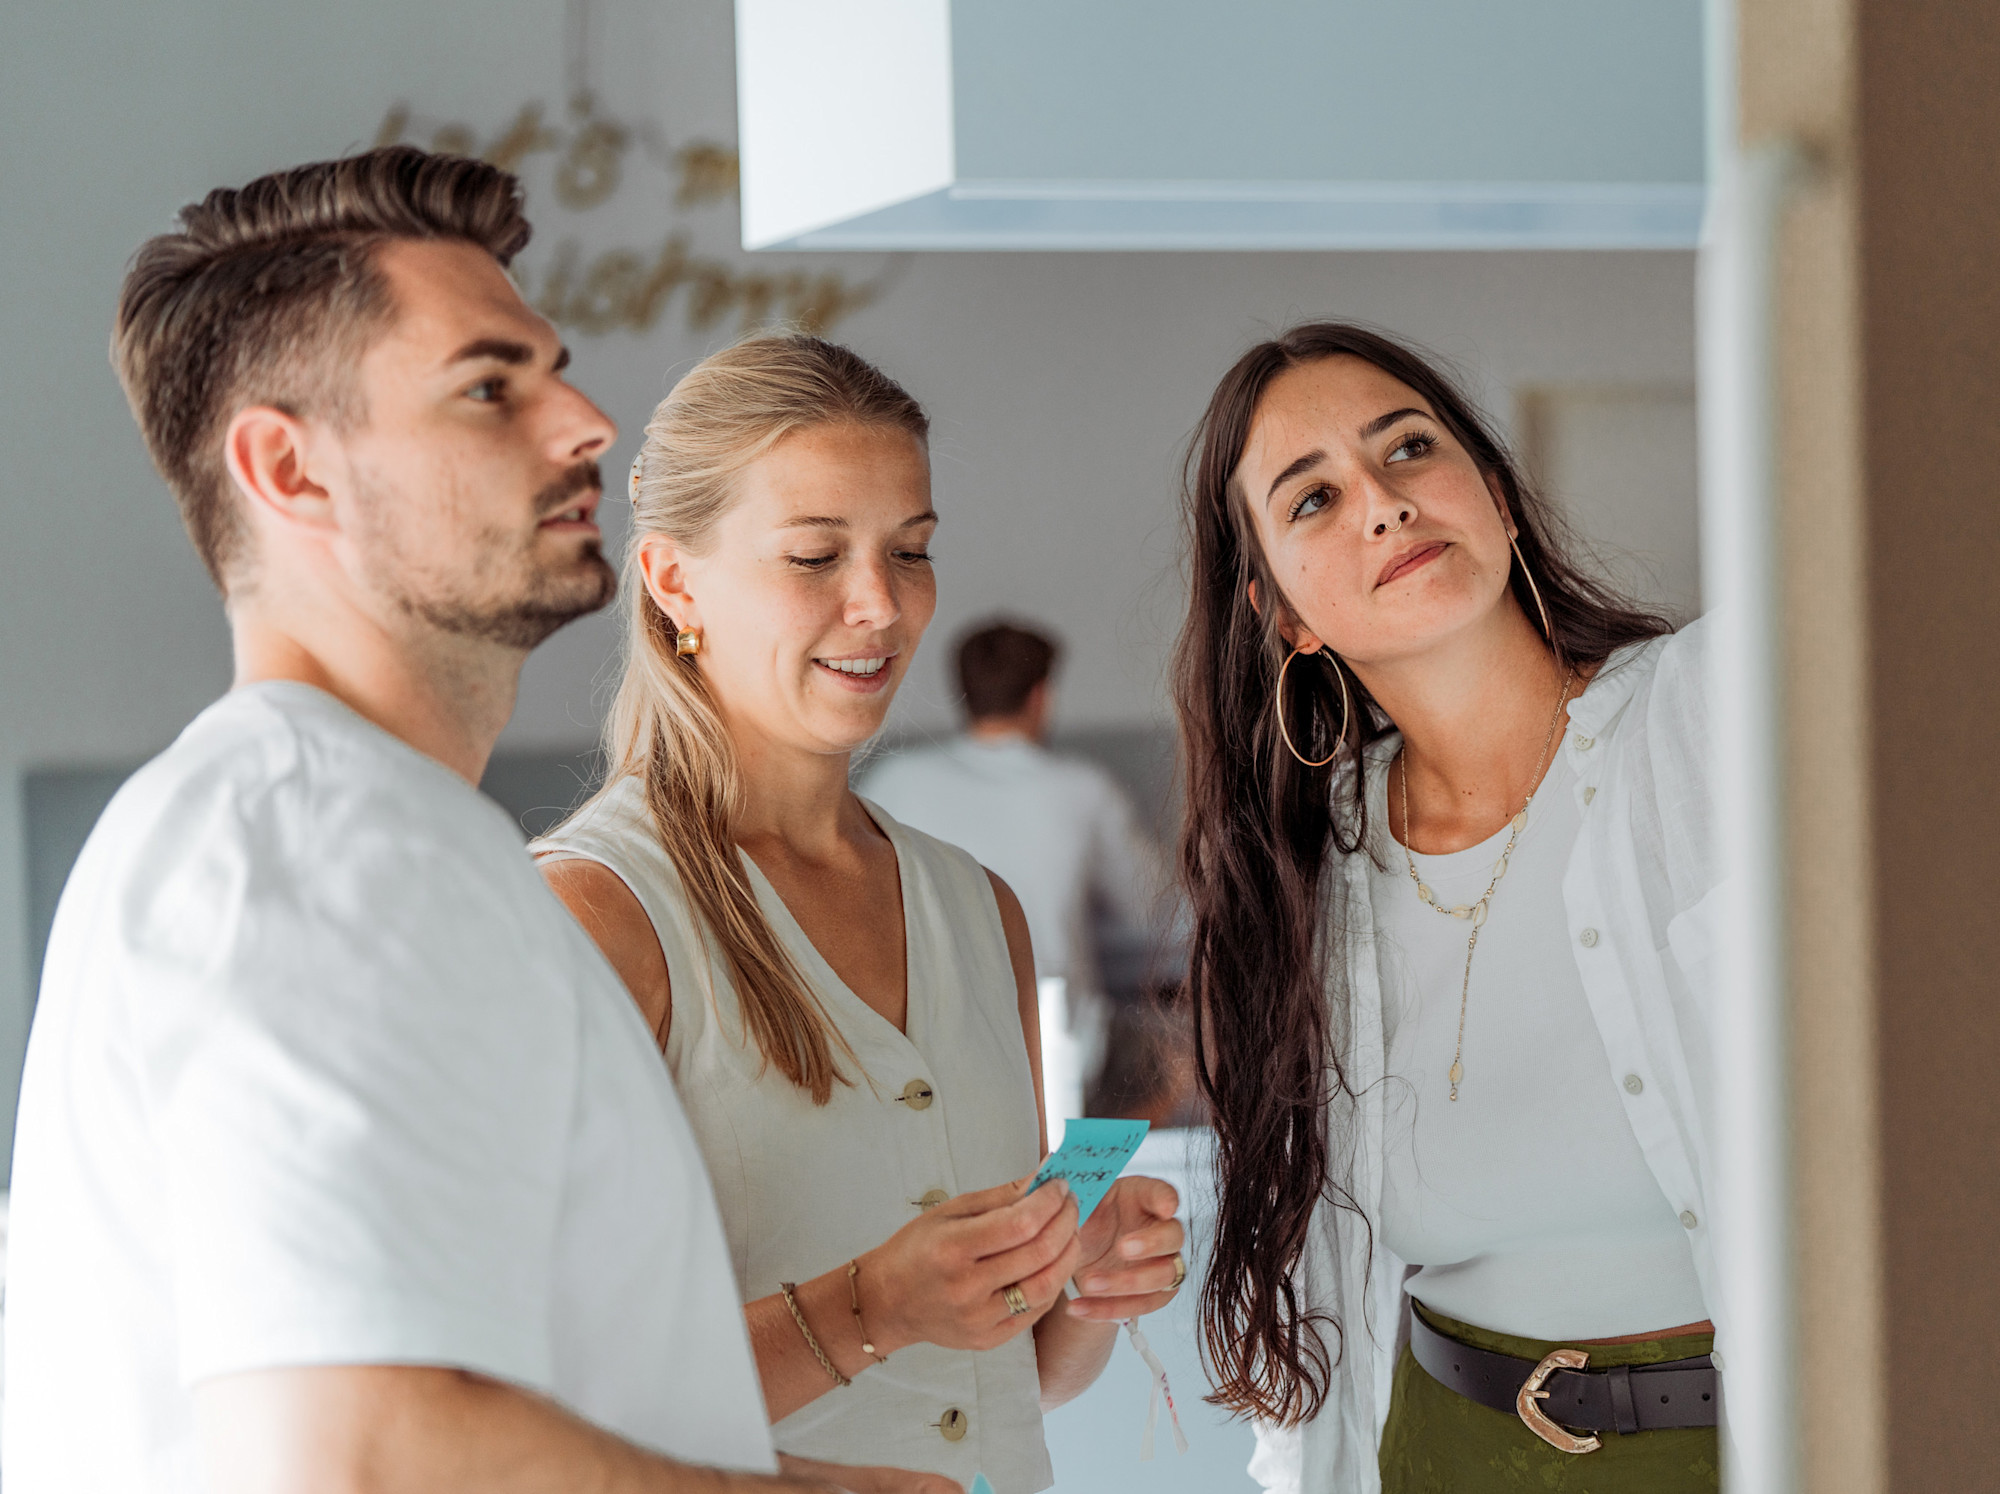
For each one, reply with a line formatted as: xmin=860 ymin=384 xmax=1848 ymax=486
xmin=586 ymin=333 xmax=930 ymax=1103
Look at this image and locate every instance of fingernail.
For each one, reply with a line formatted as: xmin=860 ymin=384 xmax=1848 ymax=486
xmin=1122 ymin=1239 xmax=1144 ymax=1257
xmin=1067 ymin=1299 xmax=1090 ymax=1316
xmin=1083 ymin=1276 xmax=1108 ymax=1293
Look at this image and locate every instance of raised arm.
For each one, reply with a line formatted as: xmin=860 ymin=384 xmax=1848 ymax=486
xmin=986 ymin=868 xmax=1186 ymax=1411
xmin=195 ymin=1364 xmax=834 ymax=1494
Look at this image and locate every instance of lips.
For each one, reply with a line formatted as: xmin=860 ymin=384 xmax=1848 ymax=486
xmin=1376 ymin=540 xmax=1448 ymax=589
xmin=536 ymin=460 xmax=605 ymax=529
xmin=538 ymin=493 xmax=600 ymax=529
xmin=811 ymin=653 xmax=896 ymax=692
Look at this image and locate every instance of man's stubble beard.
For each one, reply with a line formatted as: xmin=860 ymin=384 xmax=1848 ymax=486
xmin=355 ymin=461 xmax=618 ymax=653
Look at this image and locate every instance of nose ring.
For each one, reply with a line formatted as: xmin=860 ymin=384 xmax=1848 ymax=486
xmin=1377 ymin=509 xmax=1410 ymax=536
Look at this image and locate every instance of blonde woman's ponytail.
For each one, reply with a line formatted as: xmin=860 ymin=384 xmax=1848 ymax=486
xmin=580 ymin=333 xmax=929 ymax=1103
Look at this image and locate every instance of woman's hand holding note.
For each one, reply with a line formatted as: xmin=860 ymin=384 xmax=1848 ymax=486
xmin=1064 ymin=1174 xmax=1185 ymax=1322
xmin=857 ymin=1175 xmax=1082 ymax=1355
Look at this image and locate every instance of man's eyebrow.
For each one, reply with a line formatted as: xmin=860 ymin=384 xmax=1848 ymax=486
xmin=1265 ymin=449 xmax=1327 ymax=503
xmin=445 ymin=337 xmax=537 ymax=367
xmin=1359 ymin=406 xmax=1429 ymax=440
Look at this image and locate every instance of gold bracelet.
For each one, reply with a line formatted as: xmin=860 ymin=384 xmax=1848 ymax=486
xmin=780 ymin=1283 xmax=850 ymax=1388
xmin=848 ymin=1259 xmax=888 ymax=1364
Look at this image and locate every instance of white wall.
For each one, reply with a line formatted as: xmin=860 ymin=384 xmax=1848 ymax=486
xmin=0 ymin=0 xmax=1696 ymax=1168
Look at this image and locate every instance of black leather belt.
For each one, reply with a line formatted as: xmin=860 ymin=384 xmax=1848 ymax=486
xmin=1410 ymin=1308 xmax=1720 ymax=1455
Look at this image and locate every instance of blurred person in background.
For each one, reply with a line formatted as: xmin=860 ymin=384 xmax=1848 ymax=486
xmin=858 ymin=621 xmax=1177 ymax=1129
xmin=535 ymin=336 xmax=1185 ymax=1494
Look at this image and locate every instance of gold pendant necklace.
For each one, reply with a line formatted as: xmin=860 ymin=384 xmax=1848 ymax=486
xmin=1397 ymin=666 xmax=1575 ymax=1101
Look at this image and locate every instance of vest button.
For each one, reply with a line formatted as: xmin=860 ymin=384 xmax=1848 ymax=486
xmin=938 ymin=1407 xmax=968 ymax=1441
xmin=900 ymin=1078 xmax=935 ymax=1110
xmin=917 ymin=1188 xmax=950 ymax=1210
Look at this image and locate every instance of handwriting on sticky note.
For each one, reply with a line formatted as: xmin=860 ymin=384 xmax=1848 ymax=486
xmin=970 ymin=1477 xmax=995 ymax=1494
xmin=1029 ymin=1118 xmax=1149 ymax=1222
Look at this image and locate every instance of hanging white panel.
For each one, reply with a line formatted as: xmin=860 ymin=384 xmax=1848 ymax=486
xmin=735 ymin=0 xmax=1706 ymax=250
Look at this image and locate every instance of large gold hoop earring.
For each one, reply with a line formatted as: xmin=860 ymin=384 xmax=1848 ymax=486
xmin=1275 ymin=645 xmax=1353 ymax=768
xmin=1508 ymin=532 xmax=1555 ymax=645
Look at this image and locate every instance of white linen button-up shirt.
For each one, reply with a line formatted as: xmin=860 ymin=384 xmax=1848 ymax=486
xmin=1248 ymin=620 xmax=1725 ymax=1494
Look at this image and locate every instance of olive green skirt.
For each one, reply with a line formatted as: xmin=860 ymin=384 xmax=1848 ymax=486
xmin=1378 ymin=1305 xmax=1719 ymax=1494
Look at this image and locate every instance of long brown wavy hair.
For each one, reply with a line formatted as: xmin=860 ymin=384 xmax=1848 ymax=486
xmin=1175 ymin=323 xmax=1672 ymax=1425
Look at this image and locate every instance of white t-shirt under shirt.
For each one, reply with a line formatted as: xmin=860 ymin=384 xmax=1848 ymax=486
xmin=1368 ymin=750 xmax=1708 ymax=1342
xmin=2 ymin=683 xmax=775 ymax=1491
xmin=858 ymin=737 xmax=1167 ymax=1002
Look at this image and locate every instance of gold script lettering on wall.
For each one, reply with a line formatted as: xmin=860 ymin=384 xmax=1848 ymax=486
xmin=373 ymin=100 xmax=897 ymax=338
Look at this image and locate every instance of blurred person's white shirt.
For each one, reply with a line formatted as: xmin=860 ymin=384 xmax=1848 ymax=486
xmin=858 ymin=734 xmax=1169 ymax=1124
xmin=1 ymin=683 xmax=775 ymax=1491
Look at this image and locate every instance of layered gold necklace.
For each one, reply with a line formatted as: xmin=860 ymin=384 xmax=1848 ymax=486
xmin=1395 ymin=665 xmax=1576 ymax=1101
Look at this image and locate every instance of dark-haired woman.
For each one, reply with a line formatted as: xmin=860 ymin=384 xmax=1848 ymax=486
xmin=1176 ymin=325 xmax=1722 ymax=1493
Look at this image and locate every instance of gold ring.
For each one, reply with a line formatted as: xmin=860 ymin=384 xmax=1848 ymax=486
xmin=1004 ymin=1284 xmax=1031 ymax=1316
xmin=1169 ymin=1253 xmax=1187 ymax=1291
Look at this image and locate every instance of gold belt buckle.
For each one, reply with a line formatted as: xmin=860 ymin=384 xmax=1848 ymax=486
xmin=1516 ymin=1348 xmax=1603 ymax=1454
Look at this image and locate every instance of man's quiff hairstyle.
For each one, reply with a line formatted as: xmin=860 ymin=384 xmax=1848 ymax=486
xmin=112 ymin=146 xmax=532 ymax=591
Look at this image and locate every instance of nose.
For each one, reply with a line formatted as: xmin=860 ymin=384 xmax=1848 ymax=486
xmin=844 ymin=553 xmax=901 ymax=628
xmin=1357 ymin=472 xmax=1416 ymax=538
xmin=556 ymin=384 xmax=617 ymax=465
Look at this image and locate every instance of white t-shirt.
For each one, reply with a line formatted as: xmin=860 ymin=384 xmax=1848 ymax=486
xmin=858 ymin=737 xmax=1168 ymax=1000
xmin=1367 ymin=751 xmax=1708 ymax=1341
xmin=2 ymin=683 xmax=776 ymax=1492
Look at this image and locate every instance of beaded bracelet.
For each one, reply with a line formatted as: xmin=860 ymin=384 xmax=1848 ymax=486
xmin=848 ymin=1259 xmax=889 ymax=1365
xmin=781 ymin=1282 xmax=850 ymax=1388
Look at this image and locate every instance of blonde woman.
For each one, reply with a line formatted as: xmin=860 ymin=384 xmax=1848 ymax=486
xmin=533 ymin=336 xmax=1184 ymax=1494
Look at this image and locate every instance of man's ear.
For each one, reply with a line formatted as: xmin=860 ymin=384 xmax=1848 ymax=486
xmin=223 ymin=406 xmax=336 ymax=534
xmin=636 ymin=534 xmax=701 ymax=633
xmin=1483 ymin=469 xmax=1517 ymax=540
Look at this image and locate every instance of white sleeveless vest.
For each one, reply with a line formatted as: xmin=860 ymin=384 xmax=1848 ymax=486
xmin=534 ymin=777 xmax=1053 ymax=1494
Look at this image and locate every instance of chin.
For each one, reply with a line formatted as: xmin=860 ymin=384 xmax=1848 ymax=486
xmin=801 ymin=700 xmax=895 ymax=755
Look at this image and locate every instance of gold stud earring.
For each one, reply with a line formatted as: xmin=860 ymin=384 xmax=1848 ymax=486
xmin=675 ymin=628 xmax=702 ymax=658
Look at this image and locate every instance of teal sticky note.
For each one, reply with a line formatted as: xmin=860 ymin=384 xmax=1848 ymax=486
xmin=970 ymin=1477 xmax=996 ymax=1494
xmin=1029 ymin=1118 xmax=1149 ymax=1222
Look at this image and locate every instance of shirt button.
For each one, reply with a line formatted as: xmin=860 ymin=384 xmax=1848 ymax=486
xmin=1680 ymin=1210 xmax=1699 ymax=1230
xmin=938 ymin=1407 xmax=968 ymax=1441
xmin=1575 ymin=736 xmax=1595 ymax=751
xmin=1579 ymin=928 xmax=1600 ymax=948
xmin=900 ymin=1078 xmax=935 ymax=1110
xmin=1623 ymin=1074 xmax=1644 ymax=1095
xmin=1582 ymin=785 xmax=1597 ymax=805
xmin=917 ymin=1188 xmax=950 ymax=1210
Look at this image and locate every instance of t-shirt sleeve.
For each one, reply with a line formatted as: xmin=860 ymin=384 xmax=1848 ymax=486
xmin=136 ymin=793 xmax=578 ymax=1390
